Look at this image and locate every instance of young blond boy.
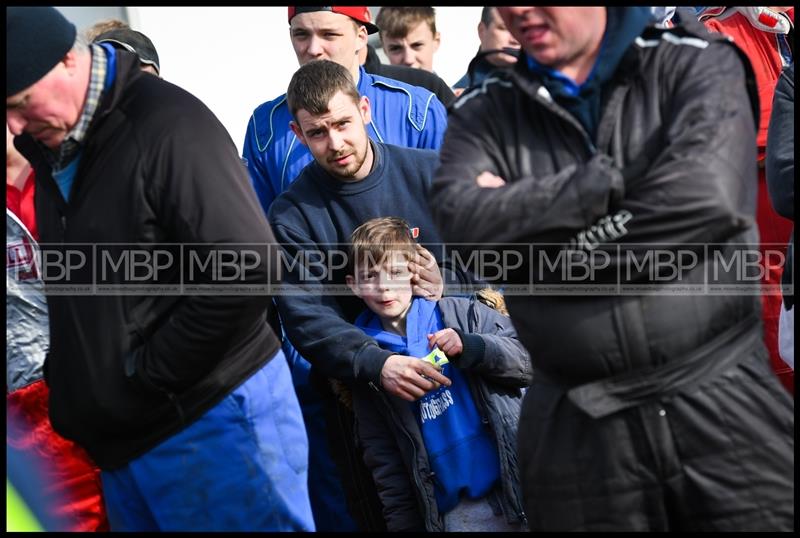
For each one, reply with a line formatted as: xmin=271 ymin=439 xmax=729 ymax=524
xmin=345 ymin=217 xmax=530 ymax=531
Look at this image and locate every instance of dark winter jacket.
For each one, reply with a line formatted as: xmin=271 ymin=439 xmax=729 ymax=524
xmin=430 ymin=10 xmax=795 ymax=531
xmin=352 ymin=295 xmax=530 ymax=532
xmin=431 ymin=11 xmax=763 ymax=386
xmin=15 ymin=50 xmax=281 ymax=469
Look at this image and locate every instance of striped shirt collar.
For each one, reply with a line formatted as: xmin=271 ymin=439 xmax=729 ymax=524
xmin=45 ymin=43 xmax=108 ymax=171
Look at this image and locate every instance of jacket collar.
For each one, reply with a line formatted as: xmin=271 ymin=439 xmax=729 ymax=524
xmin=521 ymin=8 xmax=651 ymax=97
xmin=14 ymin=52 xmax=146 ymax=210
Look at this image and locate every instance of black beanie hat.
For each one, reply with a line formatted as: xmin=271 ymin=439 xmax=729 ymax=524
xmin=7 ymin=6 xmax=77 ymax=97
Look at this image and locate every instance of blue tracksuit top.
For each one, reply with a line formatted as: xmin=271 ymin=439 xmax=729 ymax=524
xmin=242 ymin=66 xmax=448 ymax=215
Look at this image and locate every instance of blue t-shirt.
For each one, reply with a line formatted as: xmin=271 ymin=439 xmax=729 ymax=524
xmin=355 ymin=297 xmax=501 ymax=513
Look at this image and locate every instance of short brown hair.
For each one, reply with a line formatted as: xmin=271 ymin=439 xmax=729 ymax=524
xmin=286 ymin=60 xmax=361 ymax=120
xmin=349 ymin=217 xmax=417 ymax=275
xmin=375 ymin=7 xmax=437 ymax=40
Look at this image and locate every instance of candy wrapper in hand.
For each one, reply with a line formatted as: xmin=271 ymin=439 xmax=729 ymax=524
xmin=422 ymin=348 xmax=449 ymax=368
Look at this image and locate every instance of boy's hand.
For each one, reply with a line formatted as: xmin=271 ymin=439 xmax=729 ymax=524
xmin=408 ymin=245 xmax=443 ymax=300
xmin=427 ymin=329 xmax=463 ymax=358
xmin=381 ymin=355 xmax=451 ymax=402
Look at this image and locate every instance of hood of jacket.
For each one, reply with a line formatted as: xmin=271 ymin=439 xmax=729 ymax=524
xmin=524 ymin=7 xmax=652 ymax=140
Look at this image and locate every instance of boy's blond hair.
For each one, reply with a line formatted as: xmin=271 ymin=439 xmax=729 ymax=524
xmin=375 ymin=7 xmax=437 ymax=40
xmin=349 ymin=217 xmax=417 ymax=274
xmin=83 ymin=18 xmax=129 ymax=41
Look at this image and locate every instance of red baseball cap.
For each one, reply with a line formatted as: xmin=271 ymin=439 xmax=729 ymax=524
xmin=288 ymin=6 xmax=380 ymax=34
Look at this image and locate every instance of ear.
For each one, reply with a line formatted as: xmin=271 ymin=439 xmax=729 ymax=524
xmin=61 ymin=49 xmax=79 ymax=71
xmin=354 ymin=23 xmax=369 ymax=55
xmin=477 ymin=21 xmax=487 ymax=41
xmin=289 ymin=121 xmax=307 ymax=146
xmin=345 ymin=274 xmax=361 ymax=297
xmin=433 ymin=31 xmax=441 ymax=52
xmin=359 ymin=96 xmax=372 ymax=125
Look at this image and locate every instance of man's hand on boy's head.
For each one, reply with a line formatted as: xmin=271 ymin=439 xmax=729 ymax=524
xmin=381 ymin=355 xmax=452 ymax=402
xmin=427 ymin=329 xmax=463 ymax=358
xmin=408 ymin=245 xmax=443 ymax=300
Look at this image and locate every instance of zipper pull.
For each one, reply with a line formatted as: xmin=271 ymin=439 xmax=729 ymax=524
xmin=368 ymin=381 xmax=380 ymax=393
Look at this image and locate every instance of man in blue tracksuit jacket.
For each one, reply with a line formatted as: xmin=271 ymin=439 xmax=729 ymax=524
xmin=241 ymin=6 xmax=448 ymax=532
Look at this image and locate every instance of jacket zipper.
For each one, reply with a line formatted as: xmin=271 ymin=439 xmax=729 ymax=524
xmin=470 ymin=376 xmax=526 ymax=525
xmin=370 ymin=382 xmax=441 ymax=531
xmin=466 ymin=303 xmax=494 ymax=434
xmin=532 ymin=87 xmax=597 ymax=155
xmin=595 ymin=81 xmax=633 ymax=166
xmin=132 ymin=327 xmax=186 ymax=426
xmin=162 ymin=388 xmax=186 ymax=425
xmin=467 ymin=304 xmax=528 ymax=526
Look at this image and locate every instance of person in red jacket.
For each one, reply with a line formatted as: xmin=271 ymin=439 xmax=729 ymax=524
xmin=702 ymin=6 xmax=795 ymax=393
xmin=7 ymin=124 xmax=110 ymax=531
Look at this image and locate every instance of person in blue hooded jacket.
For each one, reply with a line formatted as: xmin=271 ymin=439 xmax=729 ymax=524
xmin=345 ymin=217 xmax=531 ymax=532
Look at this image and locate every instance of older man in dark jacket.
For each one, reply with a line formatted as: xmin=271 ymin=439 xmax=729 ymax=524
xmin=6 ymin=6 xmax=313 ymax=531
xmin=430 ymin=6 xmax=793 ymax=531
